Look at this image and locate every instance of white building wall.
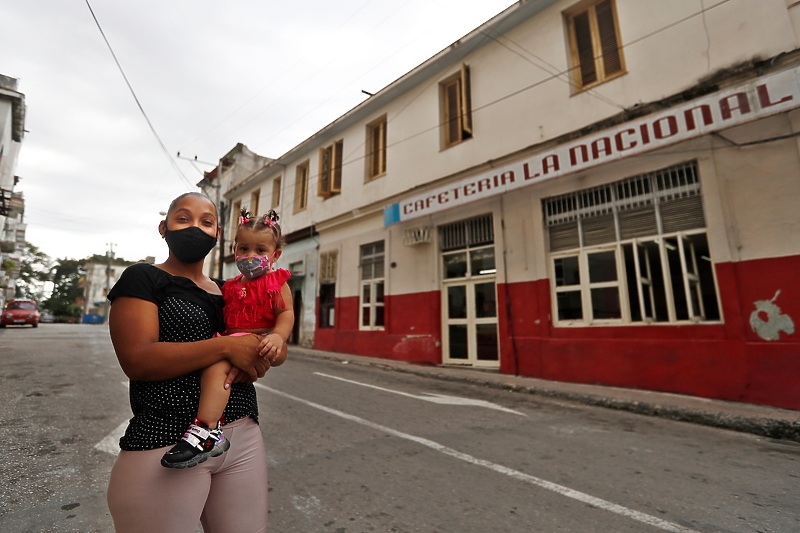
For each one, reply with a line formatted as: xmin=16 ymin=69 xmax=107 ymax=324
xmin=215 ymin=0 xmax=800 ymax=393
xmin=258 ymin=0 xmax=800 ymax=240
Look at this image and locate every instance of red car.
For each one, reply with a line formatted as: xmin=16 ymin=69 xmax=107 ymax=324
xmin=0 ymin=299 xmax=40 ymax=328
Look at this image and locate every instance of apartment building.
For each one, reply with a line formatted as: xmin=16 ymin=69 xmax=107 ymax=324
xmin=215 ymin=0 xmax=800 ymax=410
xmin=0 ymin=74 xmax=26 ymax=305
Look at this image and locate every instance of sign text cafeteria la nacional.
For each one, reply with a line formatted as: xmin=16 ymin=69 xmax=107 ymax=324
xmin=384 ymin=64 xmax=800 ymax=226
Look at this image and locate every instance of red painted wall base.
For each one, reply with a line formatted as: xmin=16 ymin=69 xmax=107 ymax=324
xmin=314 ymin=255 xmax=800 ymax=410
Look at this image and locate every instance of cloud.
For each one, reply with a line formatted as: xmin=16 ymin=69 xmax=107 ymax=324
xmin=3 ymin=0 xmax=514 ymax=264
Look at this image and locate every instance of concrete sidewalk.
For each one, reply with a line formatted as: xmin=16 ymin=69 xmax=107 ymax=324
xmin=291 ymin=347 xmax=800 ymax=443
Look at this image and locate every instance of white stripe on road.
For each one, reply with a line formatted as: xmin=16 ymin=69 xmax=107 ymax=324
xmin=314 ymin=372 xmax=526 ymax=415
xmin=94 ymin=421 xmax=128 ymax=456
xmin=257 ymin=383 xmax=700 ymax=533
xmin=95 ymin=381 xmax=130 ymax=456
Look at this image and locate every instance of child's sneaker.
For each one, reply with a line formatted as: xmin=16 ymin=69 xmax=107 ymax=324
xmin=161 ymin=420 xmax=230 ymax=469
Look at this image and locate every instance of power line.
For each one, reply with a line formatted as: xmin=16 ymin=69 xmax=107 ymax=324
xmin=182 ymin=0 xmax=396 ymax=158
xmin=84 ymin=0 xmax=196 ymax=189
xmin=304 ymin=0 xmax=736 ymax=187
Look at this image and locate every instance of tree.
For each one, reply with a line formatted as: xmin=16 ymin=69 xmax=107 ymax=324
xmin=13 ymin=242 xmax=54 ymax=300
xmin=43 ymin=258 xmax=84 ymax=321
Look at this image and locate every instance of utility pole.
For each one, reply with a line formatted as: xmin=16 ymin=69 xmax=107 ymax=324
xmin=176 ymin=152 xmax=227 ymax=279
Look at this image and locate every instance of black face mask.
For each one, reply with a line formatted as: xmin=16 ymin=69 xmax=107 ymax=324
xmin=164 ymin=226 xmax=218 ymax=264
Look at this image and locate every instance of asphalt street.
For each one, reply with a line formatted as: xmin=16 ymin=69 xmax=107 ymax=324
xmin=1 ymin=324 xmax=798 ymax=533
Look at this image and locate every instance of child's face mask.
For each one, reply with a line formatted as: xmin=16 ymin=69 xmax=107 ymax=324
xmin=235 ymin=254 xmax=272 ymax=279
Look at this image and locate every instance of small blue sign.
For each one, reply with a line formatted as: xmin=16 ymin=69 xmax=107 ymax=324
xmin=383 ymin=203 xmax=400 ymax=227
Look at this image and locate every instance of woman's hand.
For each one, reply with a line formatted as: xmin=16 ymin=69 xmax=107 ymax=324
xmin=224 ymin=334 xmax=267 ymax=381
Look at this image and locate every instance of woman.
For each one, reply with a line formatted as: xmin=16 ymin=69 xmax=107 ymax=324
xmin=106 ymin=191 xmax=279 ymax=533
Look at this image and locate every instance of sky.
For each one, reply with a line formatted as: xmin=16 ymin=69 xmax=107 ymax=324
xmin=2 ymin=0 xmax=515 ymax=264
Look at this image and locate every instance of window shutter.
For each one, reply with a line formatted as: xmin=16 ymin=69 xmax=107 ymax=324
xmin=573 ymin=11 xmax=597 ymax=86
xmin=320 ymin=252 xmax=338 ymax=283
xmin=660 ymin=195 xmax=705 ymax=233
xmin=272 ymin=178 xmax=281 ymax=208
xmin=581 ymin=213 xmax=616 ymax=246
xmin=619 ymin=206 xmax=658 ymax=239
xmin=549 ymin=221 xmax=580 ymax=252
xmin=596 ymin=0 xmax=622 ymax=76
xmin=331 ymin=141 xmax=343 ymax=193
xmin=318 ymin=146 xmax=331 ymax=197
xmin=461 ymin=64 xmax=473 ymax=135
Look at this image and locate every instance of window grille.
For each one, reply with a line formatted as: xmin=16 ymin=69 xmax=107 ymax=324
xmin=544 ymin=161 xmax=704 ymax=248
xmin=439 ymin=214 xmax=494 ymax=251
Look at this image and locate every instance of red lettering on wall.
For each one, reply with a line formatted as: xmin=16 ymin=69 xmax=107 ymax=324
xmin=477 ymin=178 xmax=492 ymax=192
xmin=569 ymin=145 xmax=589 ymax=166
xmin=591 ymin=137 xmax=612 ymax=159
xmin=438 ymin=191 xmax=449 ymax=204
xmin=500 ymin=170 xmax=515 ymax=185
xmin=683 ymin=104 xmax=713 ymax=130
xmin=523 ymin=162 xmax=540 ymax=180
xmin=542 ymin=155 xmax=560 ymax=174
xmin=719 ymin=92 xmax=751 ymax=120
xmin=757 ymin=83 xmax=793 ymax=108
xmin=615 ymin=128 xmax=637 ymax=151
xmin=640 ymin=123 xmax=651 ymax=144
xmin=653 ymin=116 xmax=678 ymax=139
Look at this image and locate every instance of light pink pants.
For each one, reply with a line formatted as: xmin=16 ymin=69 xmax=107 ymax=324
xmin=107 ymin=416 xmax=268 ymax=533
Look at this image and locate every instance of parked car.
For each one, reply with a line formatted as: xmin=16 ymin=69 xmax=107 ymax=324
xmin=39 ymin=311 xmax=55 ymax=323
xmin=0 ymin=299 xmax=40 ymax=328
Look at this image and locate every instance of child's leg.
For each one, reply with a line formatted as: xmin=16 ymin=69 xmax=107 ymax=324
xmin=161 ymin=360 xmax=233 ymax=469
xmin=197 ymin=359 xmax=233 ymax=426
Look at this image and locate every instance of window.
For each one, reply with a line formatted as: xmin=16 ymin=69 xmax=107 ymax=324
xmin=545 ymin=161 xmax=720 ymax=325
xmin=318 ymin=140 xmax=343 ymax=198
xmin=294 ymin=160 xmax=309 ymax=212
xmin=440 ymin=214 xmax=496 ymax=279
xmin=359 ymin=241 xmax=385 ymax=330
xmin=319 ymin=251 xmax=338 ymax=328
xmin=272 ymin=178 xmax=281 ymax=208
xmin=366 ymin=115 xmax=387 ymax=180
xmin=249 ymin=190 xmax=260 ymax=216
xmin=440 ymin=64 xmax=472 ymax=148
xmin=566 ymin=0 xmax=625 ymax=91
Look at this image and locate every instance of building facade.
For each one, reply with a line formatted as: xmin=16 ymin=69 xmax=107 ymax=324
xmin=218 ymin=0 xmax=800 ymax=410
xmin=0 ymin=74 xmax=26 ymax=306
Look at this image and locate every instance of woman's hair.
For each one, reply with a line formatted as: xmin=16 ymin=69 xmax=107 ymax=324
xmin=167 ymin=192 xmax=217 ymax=218
xmin=237 ymin=207 xmax=283 ymax=249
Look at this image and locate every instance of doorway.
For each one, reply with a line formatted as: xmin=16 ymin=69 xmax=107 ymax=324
xmin=439 ymin=215 xmax=499 ymax=367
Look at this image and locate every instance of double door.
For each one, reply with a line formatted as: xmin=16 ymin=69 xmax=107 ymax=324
xmin=442 ymin=244 xmax=499 ymax=367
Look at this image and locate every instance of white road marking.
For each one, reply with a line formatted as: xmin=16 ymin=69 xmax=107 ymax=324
xmin=314 ymin=372 xmax=526 ymax=416
xmin=257 ymin=383 xmax=700 ymax=533
xmin=95 ymin=381 xmax=129 ymax=456
xmin=95 ymin=420 xmax=127 ymax=456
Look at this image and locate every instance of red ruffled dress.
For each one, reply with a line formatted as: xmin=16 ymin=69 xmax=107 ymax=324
xmin=222 ymin=268 xmax=291 ymax=332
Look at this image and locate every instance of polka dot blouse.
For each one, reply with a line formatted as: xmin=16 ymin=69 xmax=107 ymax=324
xmin=108 ymin=263 xmax=259 ymax=451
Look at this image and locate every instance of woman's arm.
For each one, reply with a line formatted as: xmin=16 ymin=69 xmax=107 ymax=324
xmin=109 ymin=296 xmax=267 ymax=381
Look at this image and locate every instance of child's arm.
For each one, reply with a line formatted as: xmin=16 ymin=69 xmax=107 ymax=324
xmin=259 ymin=283 xmax=294 ymax=365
